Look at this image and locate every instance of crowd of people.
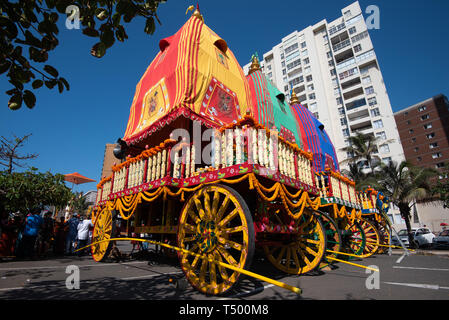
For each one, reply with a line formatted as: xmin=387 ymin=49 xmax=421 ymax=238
xmin=0 ymin=208 xmax=94 ymax=260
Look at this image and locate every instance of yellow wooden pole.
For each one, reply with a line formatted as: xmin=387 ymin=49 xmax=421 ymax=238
xmin=77 ymin=237 xmax=302 ymax=295
xmin=326 ymin=256 xmax=379 ymax=272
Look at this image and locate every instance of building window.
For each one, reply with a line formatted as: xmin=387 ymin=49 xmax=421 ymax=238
xmin=304 ymin=66 xmax=311 ymax=74
xmin=338 ymin=107 xmax=345 ymax=115
xmin=313 ymin=112 xmax=319 ymax=119
xmin=406 ymin=120 xmax=411 ymax=125
xmin=432 ymin=153 xmax=442 ymax=159
xmin=414 ymin=147 xmax=419 ymax=152
xmin=326 ymin=51 xmax=332 ymax=59
xmin=344 ymin=10 xmax=352 ymax=18
xmin=308 ymin=93 xmax=316 ymax=100
xmin=429 ymin=142 xmax=439 ymax=149
xmin=373 ymin=119 xmax=383 ymax=129
xmin=285 ymin=43 xmax=299 ymax=54
xmin=370 ymin=108 xmax=380 ymax=117
xmin=368 ymin=97 xmax=377 ymax=106
xmin=351 ymin=31 xmax=369 ymax=43
xmin=307 ymin=84 xmax=314 ymax=91
xmin=354 ymin=44 xmax=362 ymax=53
xmin=336 ymin=97 xmax=343 ymax=105
xmin=376 ymin=131 xmax=386 ymax=140
xmin=417 ymin=157 xmax=422 ymax=162
xmin=286 ymin=59 xmax=301 ymax=70
xmin=306 ymin=75 xmax=313 ymax=82
xmin=340 ymin=118 xmax=347 ymax=126
xmin=267 ymin=72 xmax=272 ymax=78
xmin=423 ymin=123 xmax=432 ymax=129
xmin=282 ymin=69 xmax=286 ymax=75
xmin=284 ymin=85 xmax=289 ymax=92
xmin=328 ymin=60 xmax=334 ymax=67
xmin=342 ymin=128 xmax=350 ymax=137
xmin=365 ymin=86 xmax=375 ymax=95
xmin=309 ymin=102 xmax=317 ymax=112
xmin=281 ymin=61 xmax=285 ymax=68
xmin=301 ymin=49 xmax=308 ymax=56
xmin=426 ymin=132 xmax=435 ymax=139
xmin=300 ymin=41 xmax=307 ymax=48
xmin=411 ymin=138 xmax=416 ymax=143
xmin=418 ymin=105 xmax=427 ymax=112
xmin=382 ymin=157 xmax=392 ymax=165
xmin=362 ymin=76 xmax=371 ymax=84
xmin=436 ymin=162 xmax=445 ymax=168
xmin=421 ymin=114 xmax=430 ymax=120
xmin=267 ymin=65 xmax=272 ymax=70
xmin=348 ymin=26 xmax=357 ymax=35
xmin=281 ymin=53 xmax=284 ymax=60
xmin=409 ymin=129 xmax=414 ymax=134
xmin=303 ymin=58 xmax=310 ymax=65
xmin=379 ymin=144 xmax=390 ymax=154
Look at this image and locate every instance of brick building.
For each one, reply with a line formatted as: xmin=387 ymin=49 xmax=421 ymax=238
xmin=394 ymin=94 xmax=449 ymax=171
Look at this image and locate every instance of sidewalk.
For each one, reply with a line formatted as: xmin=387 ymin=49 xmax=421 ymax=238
xmin=390 ymin=248 xmax=449 ymax=257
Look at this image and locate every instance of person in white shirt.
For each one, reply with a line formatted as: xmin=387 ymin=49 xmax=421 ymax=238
xmin=76 ymin=215 xmax=93 ymax=256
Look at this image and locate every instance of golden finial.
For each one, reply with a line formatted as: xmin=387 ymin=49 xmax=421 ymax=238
xmin=290 ymin=89 xmax=300 ymax=106
xmin=186 ymin=4 xmax=203 ymax=22
xmin=248 ymin=54 xmax=261 ymax=75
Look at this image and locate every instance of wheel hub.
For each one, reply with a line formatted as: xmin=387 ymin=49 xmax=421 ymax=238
xmin=195 ymin=220 xmax=218 ymax=253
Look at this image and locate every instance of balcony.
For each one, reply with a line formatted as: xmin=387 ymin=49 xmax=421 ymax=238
xmin=345 ymin=97 xmax=367 ymax=112
xmin=341 ymin=77 xmax=361 ymax=91
xmin=350 ymin=120 xmax=372 ymax=134
xmin=343 ymin=87 xmax=364 ymax=100
xmin=333 ymin=39 xmax=351 ymax=53
xmin=329 ymin=22 xmax=346 ymax=36
xmin=347 ymin=109 xmax=370 ymax=125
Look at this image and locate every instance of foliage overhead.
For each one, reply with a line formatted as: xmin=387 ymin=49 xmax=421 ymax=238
xmin=1 ymin=0 xmax=166 ymax=111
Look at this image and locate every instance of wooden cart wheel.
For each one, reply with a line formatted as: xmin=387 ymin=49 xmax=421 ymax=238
xmin=177 ymin=184 xmax=255 ymax=295
xmin=341 ymin=219 xmax=365 ymax=256
xmin=91 ymin=207 xmax=113 ymax=262
xmin=263 ymin=209 xmax=326 ymax=275
xmin=376 ymin=220 xmax=391 ymax=254
xmin=356 ymin=218 xmax=381 ymax=257
xmin=319 ymin=212 xmax=342 ymax=265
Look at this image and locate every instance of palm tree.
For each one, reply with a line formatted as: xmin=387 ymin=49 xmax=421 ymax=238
xmin=341 ymin=162 xmax=377 ymax=191
xmin=370 ymin=161 xmax=437 ymax=248
xmin=340 ymin=133 xmax=382 ymax=173
xmin=71 ymin=192 xmax=90 ymax=216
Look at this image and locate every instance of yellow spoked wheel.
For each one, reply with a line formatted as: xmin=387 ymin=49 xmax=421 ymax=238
xmin=342 ymin=220 xmax=366 ymax=256
xmin=177 ymin=184 xmax=255 ymax=296
xmin=263 ymin=209 xmax=326 ymax=275
xmin=319 ymin=212 xmax=342 ymax=265
xmin=91 ymin=207 xmax=113 ymax=262
xmin=356 ymin=219 xmax=381 ymax=258
xmin=376 ymin=220 xmax=391 ymax=254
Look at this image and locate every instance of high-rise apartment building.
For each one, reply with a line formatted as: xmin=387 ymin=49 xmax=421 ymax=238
xmin=394 ymin=94 xmax=449 ymax=171
xmin=243 ymin=1 xmax=404 ymax=169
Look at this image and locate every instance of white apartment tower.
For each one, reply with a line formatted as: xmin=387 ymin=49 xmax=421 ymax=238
xmin=243 ymin=1 xmax=405 ymax=169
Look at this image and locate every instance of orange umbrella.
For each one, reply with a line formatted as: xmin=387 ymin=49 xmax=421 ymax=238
xmin=64 ymin=172 xmax=96 ymax=185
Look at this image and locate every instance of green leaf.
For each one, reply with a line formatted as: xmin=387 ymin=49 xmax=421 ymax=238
xmin=8 ymin=94 xmax=23 ymax=110
xmin=96 ymin=8 xmax=108 ymax=21
xmin=82 ymin=28 xmax=99 ymax=37
xmin=32 ymin=79 xmax=44 ymax=89
xmin=0 ymin=61 xmax=11 ymax=74
xmin=144 ymin=17 xmax=156 ymax=35
xmin=23 ymin=90 xmax=36 ymax=109
xmin=59 ymin=77 xmax=70 ymax=91
xmin=43 ymin=65 xmax=59 ymax=77
xmin=91 ymin=42 xmax=106 ymax=58
xmin=100 ymin=26 xmax=115 ymax=48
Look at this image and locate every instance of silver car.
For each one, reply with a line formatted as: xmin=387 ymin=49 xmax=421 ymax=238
xmin=392 ymin=228 xmax=435 ymax=248
xmin=432 ymin=230 xmax=449 ymax=249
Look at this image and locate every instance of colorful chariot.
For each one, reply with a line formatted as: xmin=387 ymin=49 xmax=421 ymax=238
xmin=91 ymin=7 xmax=392 ymax=295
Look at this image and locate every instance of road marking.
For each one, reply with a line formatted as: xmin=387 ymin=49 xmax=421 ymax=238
xmin=393 ymin=266 xmax=449 ymax=272
xmin=0 ymin=261 xmax=148 ymax=271
xmin=395 ymin=253 xmax=407 ymax=264
xmin=217 ymin=284 xmax=276 ymax=300
xmin=384 ymin=282 xmax=449 ymax=290
xmin=121 ymin=271 xmax=183 ymax=280
xmin=0 ymin=286 xmax=24 ymax=292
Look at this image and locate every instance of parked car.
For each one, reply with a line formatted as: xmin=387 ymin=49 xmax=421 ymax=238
xmin=432 ymin=230 xmax=449 ymax=249
xmin=391 ymin=228 xmax=435 ymax=248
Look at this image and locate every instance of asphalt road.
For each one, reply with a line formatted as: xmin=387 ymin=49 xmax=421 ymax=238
xmin=0 ymin=243 xmax=448 ymax=301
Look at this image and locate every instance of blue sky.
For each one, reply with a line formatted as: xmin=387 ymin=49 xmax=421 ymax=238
xmin=1 ymin=0 xmax=448 ymax=193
